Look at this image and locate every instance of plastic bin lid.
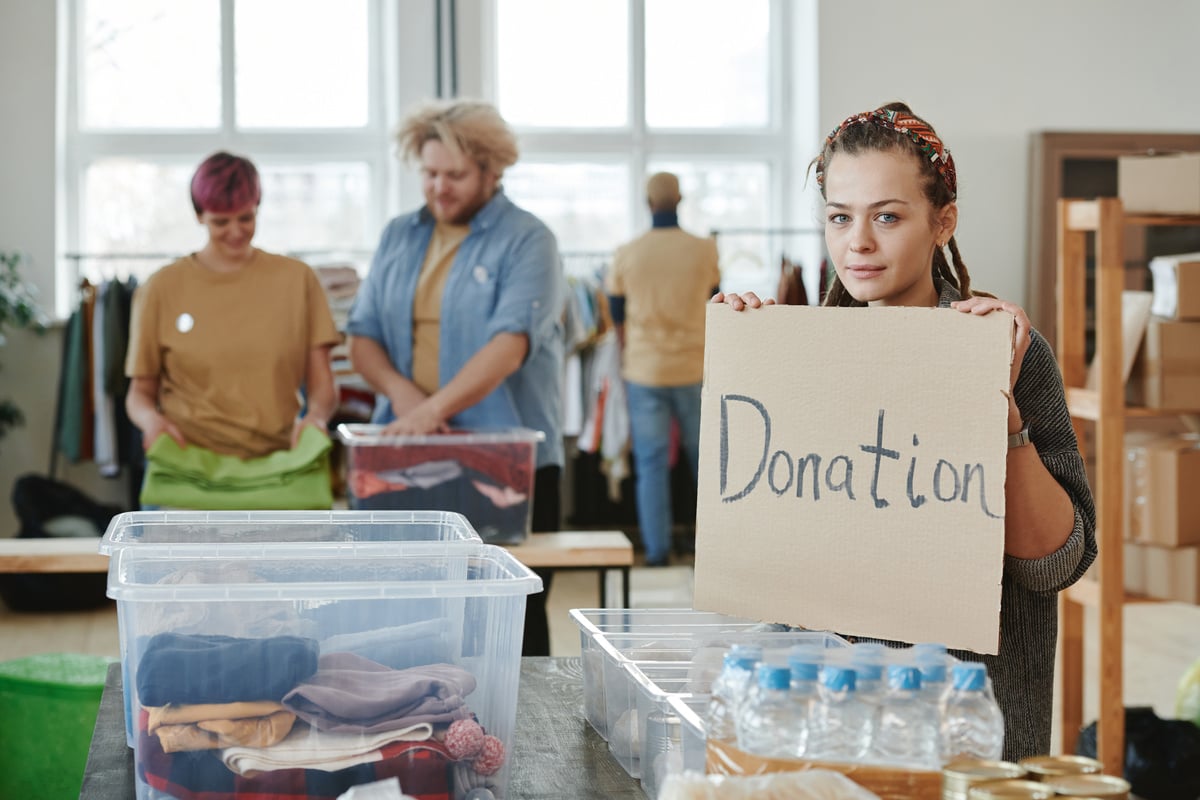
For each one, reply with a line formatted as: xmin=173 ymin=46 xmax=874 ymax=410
xmin=99 ymin=509 xmax=483 ymax=555
xmin=336 ymin=423 xmax=546 ymax=446
xmin=106 ymin=541 xmax=543 ymax=601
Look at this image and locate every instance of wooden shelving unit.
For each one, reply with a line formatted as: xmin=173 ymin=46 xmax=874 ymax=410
xmin=1055 ymin=197 xmax=1200 ymax=774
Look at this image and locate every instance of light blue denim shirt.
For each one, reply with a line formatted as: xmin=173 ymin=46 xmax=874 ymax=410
xmin=346 ymin=190 xmax=565 ymax=468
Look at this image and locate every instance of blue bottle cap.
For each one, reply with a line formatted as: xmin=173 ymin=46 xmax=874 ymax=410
xmin=788 ymin=645 xmax=822 ymax=677
xmin=758 ymin=663 xmax=792 ymax=691
xmin=820 ymin=665 xmax=856 ymax=692
xmin=887 ymin=664 xmax=921 ymax=691
xmin=951 ymin=661 xmax=987 ymax=691
xmin=852 ymin=660 xmax=884 ymax=681
xmin=790 ymin=661 xmax=820 ymax=682
xmin=918 ymin=658 xmax=948 ymax=684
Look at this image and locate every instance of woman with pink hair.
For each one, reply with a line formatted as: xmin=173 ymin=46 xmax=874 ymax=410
xmin=124 ymin=152 xmax=340 ymax=508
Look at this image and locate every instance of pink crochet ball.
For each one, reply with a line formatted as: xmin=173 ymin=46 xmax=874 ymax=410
xmin=444 ymin=719 xmax=485 ymax=760
xmin=472 ymin=734 xmax=506 ymax=776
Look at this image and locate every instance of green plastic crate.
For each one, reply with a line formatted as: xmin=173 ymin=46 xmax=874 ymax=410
xmin=0 ymin=653 xmax=114 ymax=800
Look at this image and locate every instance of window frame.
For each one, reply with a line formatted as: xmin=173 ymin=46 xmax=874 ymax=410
xmin=475 ymin=0 xmax=793 ymax=234
xmin=57 ymin=0 xmax=420 ymax=314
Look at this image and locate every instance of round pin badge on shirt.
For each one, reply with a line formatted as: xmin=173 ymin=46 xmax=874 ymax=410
xmin=176 ymin=313 xmax=195 ymax=333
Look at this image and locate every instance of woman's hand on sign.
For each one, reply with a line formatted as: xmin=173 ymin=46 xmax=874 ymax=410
xmin=951 ymin=296 xmax=1033 ymax=395
xmin=711 ymin=290 xmax=775 ymax=312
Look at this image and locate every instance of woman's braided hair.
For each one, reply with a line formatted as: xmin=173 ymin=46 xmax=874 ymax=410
xmin=813 ymin=102 xmax=986 ymax=307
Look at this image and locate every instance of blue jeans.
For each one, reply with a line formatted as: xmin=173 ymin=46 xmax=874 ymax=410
xmin=625 ymin=381 xmax=702 ymax=564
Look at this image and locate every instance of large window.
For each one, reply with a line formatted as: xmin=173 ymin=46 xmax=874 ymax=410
xmin=485 ymin=0 xmax=798 ymax=297
xmin=61 ymin=0 xmax=405 ymax=300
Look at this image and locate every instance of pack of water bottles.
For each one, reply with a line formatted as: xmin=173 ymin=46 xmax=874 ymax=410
xmin=709 ymin=640 xmax=1005 ymax=771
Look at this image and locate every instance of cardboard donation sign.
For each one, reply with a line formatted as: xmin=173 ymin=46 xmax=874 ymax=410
xmin=692 ymin=304 xmax=1015 ymax=654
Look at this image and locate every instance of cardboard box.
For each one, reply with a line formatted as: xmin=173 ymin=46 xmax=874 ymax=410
xmin=1135 ymin=317 xmax=1200 ymax=408
xmin=693 ymin=306 xmax=1013 ymax=655
xmin=1150 ymin=255 xmax=1200 ymax=320
xmin=1142 ymin=543 xmax=1200 ymax=604
xmin=1119 ymin=153 xmax=1200 ymax=215
xmin=1125 ymin=543 xmax=1148 ymax=596
xmin=1126 ymin=435 xmax=1200 ymax=547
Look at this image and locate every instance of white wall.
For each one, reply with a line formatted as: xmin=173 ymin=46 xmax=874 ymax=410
xmin=1 ymin=3 xmax=128 ymax=537
xmin=814 ymin=0 xmax=1200 ymax=304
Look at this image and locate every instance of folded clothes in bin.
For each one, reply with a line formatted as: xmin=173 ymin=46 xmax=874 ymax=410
xmin=140 ymin=427 xmax=332 ymax=510
xmin=338 ymin=425 xmax=542 ymax=543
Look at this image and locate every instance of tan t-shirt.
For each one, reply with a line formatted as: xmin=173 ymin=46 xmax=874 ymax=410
xmin=606 ymin=227 xmax=720 ymax=386
xmin=125 ymin=250 xmax=341 ymax=458
xmin=411 ymin=222 xmax=470 ymax=394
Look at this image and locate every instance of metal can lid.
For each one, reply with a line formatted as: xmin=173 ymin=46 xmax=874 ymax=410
xmin=1042 ymin=774 xmax=1131 ymax=798
xmin=1018 ymin=754 xmax=1103 ymax=777
xmin=944 ymin=758 xmax=1029 ymax=779
xmin=967 ymin=779 xmax=1056 ymax=799
xmin=944 ymin=760 xmax=1029 ymax=795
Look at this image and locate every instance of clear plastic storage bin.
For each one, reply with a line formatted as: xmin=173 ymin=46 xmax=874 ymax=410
xmin=100 ymin=510 xmax=486 ymax=746
xmin=337 ymin=424 xmax=545 ymax=544
xmin=107 ymin=541 xmax=539 ymax=800
xmin=569 ymin=608 xmax=759 ymax=738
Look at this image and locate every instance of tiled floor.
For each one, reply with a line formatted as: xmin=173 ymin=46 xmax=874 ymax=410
xmin=3 ymin=554 xmax=1198 ymax=757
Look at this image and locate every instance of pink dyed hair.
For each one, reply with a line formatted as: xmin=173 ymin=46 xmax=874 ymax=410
xmin=190 ymin=151 xmax=262 ymax=214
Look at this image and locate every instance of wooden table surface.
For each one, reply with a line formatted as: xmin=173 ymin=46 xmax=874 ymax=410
xmin=80 ymin=657 xmax=644 ymax=799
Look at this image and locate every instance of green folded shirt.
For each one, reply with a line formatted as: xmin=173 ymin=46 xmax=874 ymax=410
xmin=140 ymin=426 xmax=333 ymax=510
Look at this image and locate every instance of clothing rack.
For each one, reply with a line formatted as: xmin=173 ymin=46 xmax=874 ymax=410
xmin=560 ymin=250 xmax=612 ymax=280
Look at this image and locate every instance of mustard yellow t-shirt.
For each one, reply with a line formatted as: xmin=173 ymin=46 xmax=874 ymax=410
xmin=125 ymin=250 xmax=341 ymax=459
xmin=606 ymin=227 xmax=721 ymax=386
xmin=411 ymin=222 xmax=470 ymax=394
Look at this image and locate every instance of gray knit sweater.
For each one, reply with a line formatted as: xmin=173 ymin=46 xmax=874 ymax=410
xmin=920 ymin=283 xmax=1097 ymax=759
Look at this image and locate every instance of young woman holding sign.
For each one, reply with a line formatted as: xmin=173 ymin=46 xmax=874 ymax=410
xmin=715 ymin=102 xmax=1097 ymax=760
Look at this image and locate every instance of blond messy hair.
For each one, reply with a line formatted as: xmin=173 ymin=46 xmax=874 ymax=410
xmin=395 ymin=99 xmax=519 ymax=177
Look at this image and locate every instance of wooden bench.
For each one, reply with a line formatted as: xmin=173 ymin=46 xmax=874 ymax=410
xmin=0 ymin=530 xmax=636 ymax=608
xmin=0 ymin=538 xmax=109 ymax=573
xmin=504 ymin=530 xmax=634 ymax=608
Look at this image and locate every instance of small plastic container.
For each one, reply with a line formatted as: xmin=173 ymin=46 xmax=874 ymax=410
xmin=0 ymin=653 xmax=116 ymax=800
xmin=570 ymin=608 xmax=760 ymax=738
xmin=338 ymin=424 xmax=544 ymax=544
xmin=669 ymin=693 xmax=711 ymax=780
xmin=108 ymin=541 xmax=540 ymax=800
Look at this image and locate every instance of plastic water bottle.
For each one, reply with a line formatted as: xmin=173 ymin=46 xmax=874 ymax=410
xmin=807 ymin=664 xmax=873 ymax=762
xmin=939 ymin=661 xmax=1004 ymax=762
xmin=737 ymin=663 xmax=800 ymax=757
xmin=850 ymin=645 xmax=886 ymax=738
xmin=787 ymin=646 xmax=822 ymax=756
xmin=705 ymin=645 xmax=761 ymax=745
xmin=871 ymin=664 xmax=941 ymax=769
xmin=916 ymin=655 xmax=949 ymax=710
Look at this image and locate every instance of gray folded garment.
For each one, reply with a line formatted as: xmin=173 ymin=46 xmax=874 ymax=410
xmin=282 ymin=651 xmax=477 ymax=733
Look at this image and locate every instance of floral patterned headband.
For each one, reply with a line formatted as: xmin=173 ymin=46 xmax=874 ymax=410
xmin=815 ymin=108 xmax=957 ymax=197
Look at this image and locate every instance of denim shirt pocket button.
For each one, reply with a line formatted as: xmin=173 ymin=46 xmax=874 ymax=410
xmin=472 ymin=265 xmax=490 ymax=283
